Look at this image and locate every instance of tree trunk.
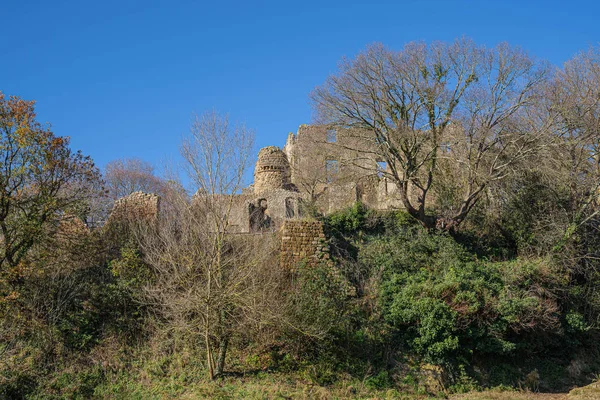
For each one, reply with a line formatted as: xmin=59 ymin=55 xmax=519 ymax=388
xmin=205 ymin=330 xmax=215 ymax=380
xmin=215 ymin=334 xmax=229 ymax=377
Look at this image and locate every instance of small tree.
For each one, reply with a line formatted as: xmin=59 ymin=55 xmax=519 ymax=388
xmin=138 ymin=111 xmax=275 ymax=379
xmin=311 ymin=39 xmax=550 ymax=231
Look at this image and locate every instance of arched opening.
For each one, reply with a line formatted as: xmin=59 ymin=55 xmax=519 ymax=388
xmin=249 ymin=198 xmax=271 ymax=232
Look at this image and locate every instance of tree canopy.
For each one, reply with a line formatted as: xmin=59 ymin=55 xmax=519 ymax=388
xmin=311 ymin=39 xmax=551 ymax=230
xmin=0 ymin=91 xmax=100 ymax=271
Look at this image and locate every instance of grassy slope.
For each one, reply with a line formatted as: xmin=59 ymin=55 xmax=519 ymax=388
xmin=91 ymin=372 xmax=599 ymax=400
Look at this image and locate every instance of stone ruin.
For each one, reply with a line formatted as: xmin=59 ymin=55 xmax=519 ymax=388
xmin=253 ymin=146 xmax=295 ymax=194
xmin=107 ymin=124 xmax=405 ymax=268
xmin=212 ymin=125 xmax=405 ymax=234
xmin=283 ymin=124 xmax=405 ymax=213
xmin=219 ymin=145 xmax=304 ymax=233
xmin=279 ymin=219 xmax=331 ymax=269
xmin=108 ymin=191 xmax=160 ymax=224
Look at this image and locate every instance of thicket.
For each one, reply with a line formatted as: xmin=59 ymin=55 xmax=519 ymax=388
xmin=3 ymin=194 xmax=599 ymax=398
xmin=2 ymin=40 xmax=600 ymax=398
xmin=321 ymin=201 xmax=600 ymax=393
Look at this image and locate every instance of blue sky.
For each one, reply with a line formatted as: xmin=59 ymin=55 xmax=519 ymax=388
xmin=2 ymin=0 xmax=599 ymax=184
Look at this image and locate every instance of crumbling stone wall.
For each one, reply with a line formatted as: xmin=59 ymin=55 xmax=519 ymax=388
xmin=327 ymin=182 xmax=358 ymax=213
xmin=280 ymin=219 xmax=331 ymax=269
xmin=283 ymin=125 xmax=402 ymax=213
xmin=109 ymin=191 xmax=160 ymax=224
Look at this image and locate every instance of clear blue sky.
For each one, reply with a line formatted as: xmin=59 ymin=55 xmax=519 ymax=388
xmin=2 ymin=0 xmax=599 ymax=183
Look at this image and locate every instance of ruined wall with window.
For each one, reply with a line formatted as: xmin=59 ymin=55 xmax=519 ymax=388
xmin=114 ymin=125 xmax=408 ymax=237
xmin=200 ymin=124 xmax=406 ymax=234
xmin=283 ymin=124 xmax=403 ymax=213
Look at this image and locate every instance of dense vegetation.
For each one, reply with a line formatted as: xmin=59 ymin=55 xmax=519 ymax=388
xmin=2 ymin=40 xmax=600 ymax=399
xmin=2 ymin=197 xmax=599 ymax=398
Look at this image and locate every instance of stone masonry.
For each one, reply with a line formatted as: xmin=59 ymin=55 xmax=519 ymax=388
xmin=283 ymin=124 xmax=404 ymax=213
xmin=254 ymin=146 xmax=294 ymax=194
xmin=109 ymin=124 xmax=405 ymax=263
xmin=280 ymin=219 xmax=331 ymax=269
xmin=109 ymin=191 xmax=160 ymax=224
xmin=189 ymin=124 xmax=405 ymax=234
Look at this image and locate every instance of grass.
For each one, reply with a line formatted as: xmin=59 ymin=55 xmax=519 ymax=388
xmin=92 ymin=370 xmax=439 ymax=399
xmin=567 ymin=380 xmax=600 ymax=400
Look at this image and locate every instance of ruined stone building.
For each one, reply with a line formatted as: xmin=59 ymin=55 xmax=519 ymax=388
xmin=284 ymin=124 xmax=403 ymax=213
xmin=220 ymin=124 xmax=403 ymax=233
xmin=210 ymin=145 xmax=304 ymax=233
xmin=109 ymin=191 xmax=161 ymax=223
xmin=108 ymin=125 xmax=403 ymax=268
xmin=110 ymin=125 xmax=403 ymax=235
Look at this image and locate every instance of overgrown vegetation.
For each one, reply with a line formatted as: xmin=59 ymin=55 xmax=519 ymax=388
xmin=2 ymin=39 xmax=600 ymax=398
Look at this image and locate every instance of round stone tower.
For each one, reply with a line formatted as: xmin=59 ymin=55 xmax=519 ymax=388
xmin=254 ymin=146 xmax=292 ymax=194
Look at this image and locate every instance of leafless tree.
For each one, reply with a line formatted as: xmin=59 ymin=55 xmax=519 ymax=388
xmin=546 ymin=47 xmax=600 ymax=232
xmin=311 ymin=38 xmax=551 ymax=230
xmin=532 ymin=46 xmax=600 ymax=294
xmin=136 ymin=111 xmax=272 ymax=379
xmin=104 ymin=157 xmax=165 ymax=200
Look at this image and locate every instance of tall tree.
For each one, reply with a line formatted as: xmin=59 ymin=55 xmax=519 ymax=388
xmin=311 ymin=39 xmax=550 ymax=230
xmin=547 ymin=46 xmax=600 ymax=231
xmin=138 ymin=111 xmax=262 ymax=379
xmin=0 ymin=92 xmax=100 ymax=272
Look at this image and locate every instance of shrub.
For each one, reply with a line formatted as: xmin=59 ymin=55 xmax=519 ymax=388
xmin=360 ymin=229 xmax=566 ymax=372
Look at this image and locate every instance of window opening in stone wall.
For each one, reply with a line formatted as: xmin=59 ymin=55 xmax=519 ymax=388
xmin=326 ymin=128 xmax=337 ymax=143
xmin=377 ymin=161 xmax=387 ymax=177
xmin=285 ymin=197 xmax=296 ymax=218
xmin=325 ymin=159 xmax=339 ymax=183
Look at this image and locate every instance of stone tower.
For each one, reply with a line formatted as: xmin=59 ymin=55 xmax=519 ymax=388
xmin=253 ymin=146 xmax=292 ymax=194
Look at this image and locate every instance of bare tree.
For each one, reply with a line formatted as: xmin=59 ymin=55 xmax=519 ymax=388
xmin=311 ymin=39 xmax=550 ymax=230
xmin=546 ymin=47 xmax=600 ymax=232
xmin=104 ymin=157 xmax=165 ymax=200
xmin=137 ymin=111 xmax=266 ymax=379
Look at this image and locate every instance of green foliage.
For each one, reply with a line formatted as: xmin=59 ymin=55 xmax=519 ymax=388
xmin=34 ymin=366 xmax=105 ymax=400
xmin=0 ymin=370 xmax=38 ymax=400
xmin=364 ymin=370 xmax=394 ymax=390
xmin=463 ymin=171 xmax=572 ymax=258
xmin=303 ymin=361 xmax=338 ymax=386
xmin=57 ymin=300 xmax=102 ymax=350
xmin=499 ymin=172 xmax=570 ymax=252
xmin=284 ymin=262 xmax=351 ymax=343
xmin=327 ymin=202 xmax=371 ymax=234
xmin=565 ymin=311 xmax=591 ymax=333
xmin=326 ymin=202 xmax=418 ymax=238
xmin=2 ymin=190 xmax=599 ymax=398
xmin=361 ymin=230 xmax=568 ymax=370
xmin=448 ymin=365 xmax=481 ymax=393
xmin=109 ymin=239 xmax=154 ymax=290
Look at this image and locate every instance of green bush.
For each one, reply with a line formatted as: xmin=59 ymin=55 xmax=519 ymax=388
xmin=0 ymin=370 xmax=38 ymax=400
xmin=360 ymin=229 xmax=567 ymax=372
xmin=364 ymin=370 xmax=394 ymax=390
xmin=284 ymin=262 xmax=352 ymax=344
